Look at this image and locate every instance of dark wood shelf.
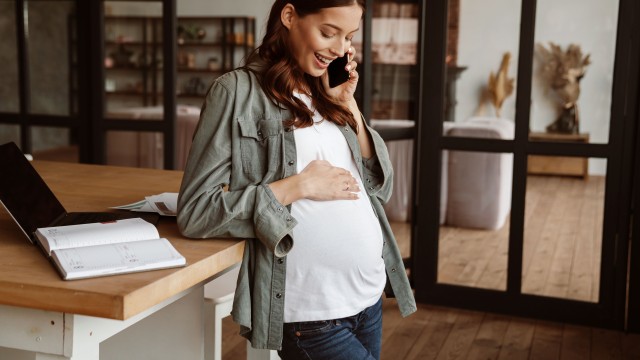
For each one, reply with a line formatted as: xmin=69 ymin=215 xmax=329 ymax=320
xmin=177 ymin=42 xmax=223 ymax=47
xmin=106 ymin=66 xmax=151 ymax=71
xmin=174 ymin=67 xmax=227 ymax=74
xmin=99 ymin=16 xmax=256 ymax=108
xmin=105 ymin=41 xmax=146 ymax=46
xmin=105 ymin=90 xmax=145 ymax=96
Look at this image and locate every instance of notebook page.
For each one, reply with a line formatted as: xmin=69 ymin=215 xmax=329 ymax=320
xmin=51 ymin=238 xmax=186 ymax=280
xmin=35 ymin=218 xmax=159 ymax=255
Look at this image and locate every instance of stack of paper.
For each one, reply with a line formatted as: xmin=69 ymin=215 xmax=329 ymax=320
xmin=112 ymin=193 xmax=178 ymax=216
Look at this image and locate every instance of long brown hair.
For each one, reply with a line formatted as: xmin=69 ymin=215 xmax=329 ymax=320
xmin=242 ymin=0 xmax=365 ymax=130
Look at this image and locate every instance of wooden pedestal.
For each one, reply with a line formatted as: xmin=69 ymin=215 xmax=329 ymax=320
xmin=527 ymin=132 xmax=590 ymax=179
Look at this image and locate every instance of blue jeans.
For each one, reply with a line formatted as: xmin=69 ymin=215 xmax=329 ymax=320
xmin=278 ymin=297 xmax=383 ymax=360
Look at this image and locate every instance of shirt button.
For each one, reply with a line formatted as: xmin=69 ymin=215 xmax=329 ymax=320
xmin=391 ymin=268 xmax=396 ymax=272
xmin=367 ymin=179 xmax=371 ymax=183
xmin=257 ymin=130 xmax=263 ymax=137
xmin=278 ymin=207 xmax=283 ymax=212
xmin=288 ymin=160 xmax=294 ymax=166
xmin=276 ymin=293 xmax=283 ymax=299
xmin=285 ymin=127 xmax=292 ymax=132
xmin=286 ymin=217 xmax=292 ymax=222
xmin=369 ymin=186 xmax=374 ymax=190
xmin=278 ymin=258 xmax=284 ymax=264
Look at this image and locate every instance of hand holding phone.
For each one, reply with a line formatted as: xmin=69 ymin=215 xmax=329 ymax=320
xmin=327 ymin=54 xmax=350 ymax=88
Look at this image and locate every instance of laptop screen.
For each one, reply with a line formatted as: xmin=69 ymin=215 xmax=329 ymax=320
xmin=0 ymin=142 xmax=67 ymax=241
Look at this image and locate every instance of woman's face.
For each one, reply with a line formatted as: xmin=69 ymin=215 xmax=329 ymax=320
xmin=282 ymin=4 xmax=362 ymax=77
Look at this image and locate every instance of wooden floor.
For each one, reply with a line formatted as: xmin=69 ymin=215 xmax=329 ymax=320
xmin=436 ymin=175 xmax=605 ymax=303
xmin=220 ymin=297 xmax=640 ymax=359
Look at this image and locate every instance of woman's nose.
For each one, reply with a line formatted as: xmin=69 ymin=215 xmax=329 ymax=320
xmin=330 ymin=39 xmax=348 ymax=57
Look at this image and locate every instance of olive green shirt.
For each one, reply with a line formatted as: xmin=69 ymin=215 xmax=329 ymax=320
xmin=177 ymin=68 xmax=417 ymax=350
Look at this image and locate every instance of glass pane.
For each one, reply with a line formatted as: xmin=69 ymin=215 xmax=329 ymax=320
xmin=106 ymin=130 xmax=164 ymax=169
xmin=383 ymin=140 xmax=414 ymax=222
xmin=446 ymin=0 xmax=521 ymax=137
xmin=438 ymin=150 xmax=513 ymax=290
xmin=27 ymin=1 xmax=75 ymax=116
xmin=522 ymin=157 xmax=606 ymax=302
xmin=0 ymin=0 xmax=20 ymax=113
xmin=530 ymin=0 xmax=619 ymax=144
xmin=383 ymin=137 xmax=414 ymax=260
xmin=0 ymin=124 xmax=20 ymax=146
xmin=352 ymin=2 xmax=419 ymax=122
xmin=30 ymin=126 xmax=77 ymax=162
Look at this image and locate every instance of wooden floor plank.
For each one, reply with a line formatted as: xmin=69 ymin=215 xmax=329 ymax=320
xmin=404 ymin=305 xmax=461 ymax=360
xmin=434 ymin=309 xmax=484 ymax=360
xmin=381 ymin=302 xmax=434 ymax=360
xmin=560 ymin=324 xmax=591 ymax=360
xmin=222 ymin=315 xmax=247 ymax=359
xmin=529 ymin=321 xmax=563 ymax=360
xmin=621 ymin=332 xmax=640 ymax=359
xmin=465 ymin=313 xmax=510 ymax=360
xmin=591 ymin=327 xmax=623 ymax=359
xmin=496 ymin=318 xmax=536 ymax=360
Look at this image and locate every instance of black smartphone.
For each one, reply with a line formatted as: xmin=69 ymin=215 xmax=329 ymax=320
xmin=327 ymin=54 xmax=350 ymax=88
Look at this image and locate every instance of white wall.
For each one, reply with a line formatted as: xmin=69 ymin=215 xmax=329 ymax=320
xmin=457 ymin=0 xmax=619 ymax=175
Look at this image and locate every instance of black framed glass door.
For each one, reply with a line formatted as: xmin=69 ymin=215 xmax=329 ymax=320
xmin=412 ymin=0 xmax=639 ymax=329
xmin=355 ymin=0 xmax=422 ymax=268
xmin=0 ymin=0 xmax=83 ymax=160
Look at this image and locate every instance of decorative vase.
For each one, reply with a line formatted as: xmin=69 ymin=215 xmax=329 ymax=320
xmin=546 ymin=105 xmax=579 ymax=134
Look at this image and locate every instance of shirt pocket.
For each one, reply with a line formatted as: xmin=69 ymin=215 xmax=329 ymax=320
xmin=237 ymin=116 xmax=284 ymax=182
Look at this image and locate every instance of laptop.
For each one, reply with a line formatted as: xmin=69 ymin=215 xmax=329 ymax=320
xmin=0 ymin=141 xmax=159 ymax=244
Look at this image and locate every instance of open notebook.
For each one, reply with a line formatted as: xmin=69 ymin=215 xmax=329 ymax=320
xmin=0 ymin=142 xmax=184 ymax=280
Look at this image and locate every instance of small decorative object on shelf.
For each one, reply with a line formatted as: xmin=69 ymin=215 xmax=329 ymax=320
xmin=105 ymin=79 xmax=116 ymax=92
xmin=536 ymin=42 xmax=591 ymax=134
xmin=177 ymin=52 xmax=196 ymax=69
xmin=111 ymin=41 xmax=134 ymax=68
xmin=178 ymin=24 xmax=206 ymax=44
xmin=187 ymin=53 xmax=196 ymax=69
xmin=104 ymin=56 xmax=114 ymax=69
xmin=208 ymin=57 xmax=221 ymax=71
xmin=183 ymin=77 xmax=207 ymax=96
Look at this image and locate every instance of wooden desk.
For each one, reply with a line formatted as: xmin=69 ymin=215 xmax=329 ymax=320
xmin=528 ymin=132 xmax=590 ymax=179
xmin=0 ymin=161 xmax=244 ymax=359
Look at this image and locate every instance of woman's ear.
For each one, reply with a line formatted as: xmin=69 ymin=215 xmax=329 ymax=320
xmin=281 ymin=4 xmax=295 ymax=30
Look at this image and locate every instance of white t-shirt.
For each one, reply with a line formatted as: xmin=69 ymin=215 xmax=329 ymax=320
xmin=284 ymin=94 xmax=386 ymax=323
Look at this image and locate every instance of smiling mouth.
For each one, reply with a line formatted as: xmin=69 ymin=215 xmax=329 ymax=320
xmin=315 ymin=53 xmax=334 ymax=65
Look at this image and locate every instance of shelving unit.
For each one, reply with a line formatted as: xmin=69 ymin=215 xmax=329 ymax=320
xmin=100 ymin=15 xmax=255 ymax=110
